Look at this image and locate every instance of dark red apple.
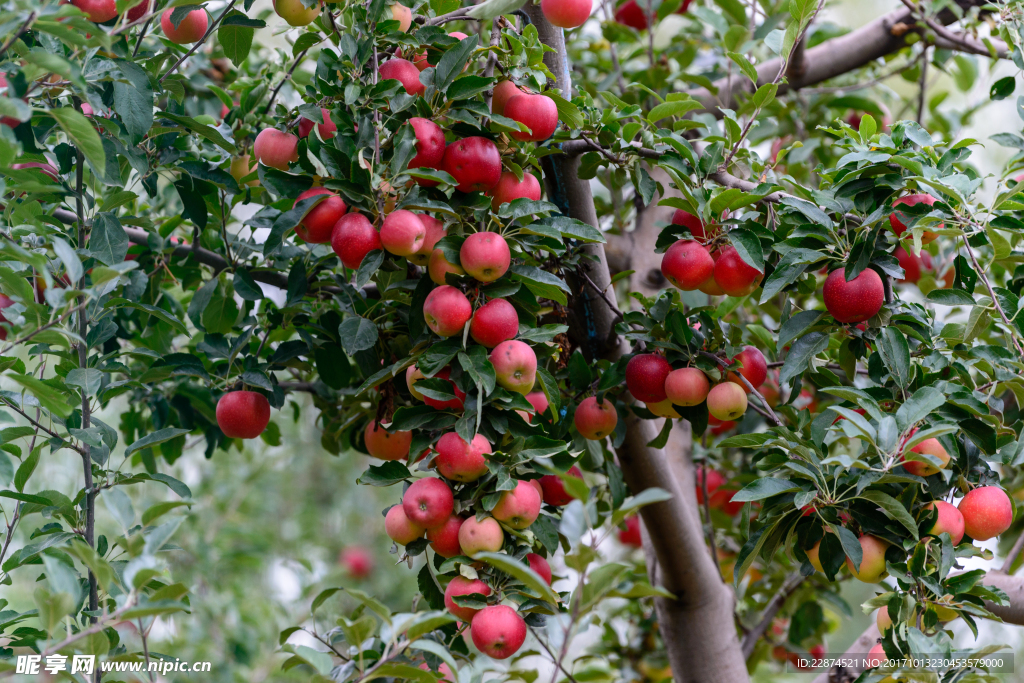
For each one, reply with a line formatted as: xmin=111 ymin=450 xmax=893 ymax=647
xmin=294 ymin=188 xmax=347 ymax=244
xmin=823 ymin=268 xmax=884 ymax=324
xmin=538 ymin=466 xmax=583 ymax=506
xmin=408 ymin=117 xmax=446 ymax=185
xmin=727 ymin=346 xmax=767 ymax=392
xmin=625 ymin=353 xmax=671 ymax=403
xmin=332 ymin=213 xmax=381 ymax=269
xmin=661 ymin=239 xmax=714 ymax=291
xmin=713 ymin=246 xmax=763 ymax=297
xmin=441 ymin=137 xmax=502 ymax=193
xmin=470 ymin=298 xmax=519 ymax=348
xmin=890 ymin=194 xmax=940 ymax=244
xmin=379 ymin=58 xmax=424 ymax=96
xmin=216 ymin=391 xmax=271 ymax=439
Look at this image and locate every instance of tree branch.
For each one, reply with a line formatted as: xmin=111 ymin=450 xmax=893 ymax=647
xmin=740 ymin=572 xmax=805 ymax=659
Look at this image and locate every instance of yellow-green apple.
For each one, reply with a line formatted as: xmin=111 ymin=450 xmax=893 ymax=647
xmin=423 ymin=285 xmax=472 ymax=337
xmin=339 ymin=546 xmax=373 ymax=578
xmin=363 ymin=421 xmax=411 ymax=460
xmin=385 ymin=504 xmax=424 ymax=545
xmin=253 ymin=128 xmax=299 ymax=171
xmin=625 ymin=353 xmax=671 ymax=403
xmin=274 ymin=0 xmax=319 ymax=25
xmin=470 ymin=605 xmax=527 ymax=659
xmin=728 ymin=345 xmax=767 ymax=392
xmin=421 ymin=367 xmax=466 ymax=410
xmin=504 ymin=93 xmax=558 ymax=142
xmin=380 ymin=209 xmax=426 ymax=256
xmin=661 ymin=239 xmax=714 ymax=291
xmin=526 ymin=553 xmax=552 ymax=585
xmin=489 ymin=340 xmax=537 ymax=395
xmin=646 ymin=399 xmax=680 ymax=418
xmin=161 ymin=7 xmax=207 ymax=43
xmin=823 ymin=268 xmax=884 ymax=324
xmin=924 ymin=500 xmax=964 ymax=544
xmin=664 ymin=367 xmax=710 ymax=406
xmin=902 ymin=438 xmax=950 ymax=477
xmin=490 ymin=171 xmax=541 ymax=210
xmin=331 ymin=213 xmax=382 ymax=269
xmin=470 ymin=298 xmax=519 ymax=348
xmin=402 ymin=477 xmax=454 ymax=529
xmin=846 ymin=534 xmax=889 ymax=583
xmin=876 ymin=605 xmax=892 ymax=633
xmin=573 ymin=397 xmax=617 ymax=440
xmin=958 ymin=486 xmax=1013 ymax=541
xmin=491 ymin=80 xmax=528 ymax=116
xmin=541 ymin=0 xmax=591 ymax=28
xmin=408 ymin=117 xmax=446 ymax=186
xmin=390 ymin=2 xmax=412 ymax=30
xmin=460 ymin=232 xmax=510 ymax=282
xmin=672 ymin=209 xmax=721 ymax=244
xmin=294 ymin=188 xmax=347 ymax=244
xmin=441 ymin=137 xmax=502 ymax=192
xmin=379 ymin=57 xmax=424 ymax=96
xmin=406 ymin=365 xmax=426 ymax=401
xmin=435 ymin=432 xmax=490 ymax=482
xmin=428 ymin=249 xmax=464 ymax=285
xmin=538 ymin=466 xmax=583 ymax=506
xmin=891 ymin=194 xmax=940 ymax=244
xmin=707 ymin=382 xmax=747 ymax=420
xmin=230 ymin=154 xmax=259 ymax=187
xmin=444 ymin=576 xmax=491 ymax=621
xmin=618 ymin=515 xmax=641 ymax=547
xmin=408 ymin=214 xmax=445 ymax=266
xmin=458 ymin=515 xmax=504 ymax=556
xmin=297 ymin=107 xmax=337 ymax=139
xmin=426 ymin=514 xmax=464 ymax=558
xmin=216 ymin=391 xmax=270 ymax=439
xmin=713 ymin=246 xmax=763 ymax=297
xmin=492 ymin=480 xmax=541 ymax=529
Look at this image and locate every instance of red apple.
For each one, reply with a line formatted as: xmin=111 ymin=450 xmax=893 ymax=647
xmin=470 ymin=298 xmax=519 ymax=348
xmin=890 ymin=194 xmax=940 ymax=244
xmin=404 ymin=214 xmax=445 ymax=267
xmin=273 ymin=0 xmax=319 ymax=26
xmin=294 ymin=188 xmax=347 ymax=244
xmin=364 ymin=421 xmax=411 ymax=460
xmin=924 ymin=500 xmax=965 ymax=545
xmin=526 ymin=391 xmax=549 ymax=417
xmin=339 ymin=546 xmax=373 ymax=578
xmin=727 ymin=346 xmax=767 ymax=392
xmin=526 ymin=553 xmax=552 ymax=585
xmin=428 ymin=248 xmax=465 ymax=285
xmin=74 ymin=0 xmax=117 ymax=22
xmin=490 ymin=171 xmax=541 ymax=210
xmin=408 ymin=117 xmax=446 ymax=184
xmin=458 ymin=515 xmax=504 ymax=556
xmin=216 ymin=391 xmax=271 ymax=439
xmin=380 ymin=209 xmax=426 ymax=256
xmin=539 ymin=466 xmax=583 ymax=506
xmin=613 ymin=0 xmax=647 ymax=29
xmin=504 ymin=93 xmax=559 ymax=142
xmin=0 ymin=293 xmax=14 ymax=340
xmin=490 ymin=340 xmax=537 ymax=395
xmin=574 ymin=397 xmax=617 ymax=440
xmin=297 ymin=107 xmax=337 ymax=139
xmin=470 ymin=605 xmax=527 ymax=659
xmin=713 ymin=246 xmax=763 ymax=297
xmin=426 ymin=514 xmax=465 ymax=558
xmin=460 ymin=232 xmax=510 ymax=283
xmin=695 ymin=467 xmax=725 ymax=505
xmin=492 ymin=479 xmax=542 ymax=529
xmin=664 ymin=367 xmax=710 ymax=406
xmin=126 ymin=0 xmax=149 ymax=22
xmin=707 ymin=382 xmax=747 ymax=421
xmin=625 ymin=353 xmax=671 ymax=403
xmin=894 ymin=245 xmax=923 ymax=284
xmin=253 ymin=128 xmax=299 ymax=171
xmin=845 ymin=534 xmax=889 ymax=583
xmin=710 ymin=488 xmax=743 ymax=515
xmin=958 ymin=486 xmax=1013 ymax=541
xmin=866 ymin=643 xmax=886 ymax=668
xmin=435 ymin=432 xmax=491 ymax=482
xmin=671 ymin=209 xmax=720 ymax=244
xmin=902 ymin=438 xmax=950 ymax=477
xmin=491 ymin=80 xmax=529 ymax=116
xmin=541 ymin=0 xmax=591 ymax=28
xmin=379 ymin=58 xmax=424 ymax=96
xmin=160 ymin=7 xmax=207 ymax=44
xmin=424 ymin=285 xmax=472 ymax=337
xmin=442 ymin=137 xmax=502 ymax=192
xmin=445 ymin=576 xmax=492 ymax=621
xmin=332 ymin=213 xmax=382 ymax=269
xmin=422 ymin=367 xmax=466 ymax=411
xmin=402 ymin=477 xmax=454 ymax=529
xmin=823 ymin=268 xmax=884 ymax=324
xmin=698 ymin=249 xmax=727 ymax=295
xmin=662 ymin=239 xmax=714 ymax=291
xmin=385 ymin=504 xmax=424 ymax=545
xmin=619 ymin=515 xmax=642 ymax=547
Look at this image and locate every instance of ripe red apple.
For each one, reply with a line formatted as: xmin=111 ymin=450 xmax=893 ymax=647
xmin=541 ymin=0 xmax=591 ymax=28
xmin=526 ymin=391 xmax=549 ymax=417
xmin=492 ymin=480 xmax=542 ymax=529
xmin=490 ymin=171 xmax=541 ymax=210
xmin=695 ymin=467 xmax=725 ymax=505
xmin=894 ymin=245 xmax=923 ymax=284
xmin=339 ymin=546 xmax=373 ymax=578
xmin=958 ymin=486 xmax=1013 ymax=541
xmin=458 ymin=515 xmax=504 ymax=556
xmin=428 ymin=248 xmax=465 ymax=285
xmin=470 ymin=605 xmax=527 ymax=659
xmin=385 ymin=504 xmax=424 ymax=545
xmin=707 ymin=382 xmax=747 ymax=421
xmin=470 ymin=298 xmax=518 ymax=348
xmin=407 ymin=214 xmax=445 ymax=266
xmin=876 ymin=605 xmax=892 ymax=633
xmin=662 ymin=240 xmax=714 ymax=291
xmin=845 ymin=534 xmax=889 ymax=583
xmin=924 ymin=500 xmax=965 ymax=545
xmin=126 ymin=0 xmax=149 ymax=22
xmin=699 ymin=249 xmax=727 ymax=295
xmin=619 ymin=515 xmax=642 ymax=547
xmin=890 ymin=194 xmax=940 ymax=244
xmin=294 ymin=188 xmax=347 ymax=244
xmin=274 ymin=0 xmax=319 ymax=25
xmin=625 ymin=353 xmax=671 ymax=403
xmin=422 ymin=367 xmax=466 ymax=411
xmin=460 ymin=232 xmax=510 ymax=282
xmin=0 ymin=293 xmax=14 ymax=340
xmin=408 ymin=117 xmax=446 ymax=184
xmin=866 ymin=643 xmax=886 ymax=668
xmin=823 ymin=268 xmax=884 ymax=324
xmin=435 ymin=432 xmax=491 ymax=482
xmin=402 ymin=477 xmax=454 ymax=529
xmin=380 ymin=210 xmax=426 ymax=256
xmin=74 ymin=0 xmax=117 ymax=22
xmin=727 ymin=346 xmax=767 ymax=392
xmin=574 ymin=397 xmax=617 ymax=440
xmin=230 ymin=154 xmax=258 ymax=187
xmin=379 ymin=58 xmax=424 ymax=96
xmin=613 ymin=0 xmax=647 ymax=29
xmin=504 ymin=93 xmax=559 ymax=142
xmin=664 ymin=368 xmax=710 ymax=406
xmin=216 ymin=391 xmax=271 ymax=439
xmin=297 ymin=107 xmax=337 ymax=139
xmin=444 ymin=576 xmax=492 ymax=622
xmin=442 ymin=137 xmax=502 ymax=192
xmin=364 ymin=421 xmax=411 ymax=461
xmin=671 ymin=209 xmax=720 ymax=244
xmin=527 ymin=553 xmax=552 ymax=585
xmin=539 ymin=466 xmax=583 ymax=506
xmin=902 ymin=438 xmax=950 ymax=477
xmin=253 ymin=128 xmax=299 ymax=171
xmin=426 ymin=514 xmax=465 ymax=558
xmin=424 ymin=285 xmax=472 ymax=337
xmin=332 ymin=213 xmax=382 ymax=269
xmin=490 ymin=340 xmax=537 ymax=395
xmin=713 ymin=246 xmax=763 ymax=297
xmin=491 ymin=80 xmax=529 ymax=116
xmin=390 ymin=2 xmax=412 ymax=30
xmin=161 ymin=7 xmax=207 ymax=43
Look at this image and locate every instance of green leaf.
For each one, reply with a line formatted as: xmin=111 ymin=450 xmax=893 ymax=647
xmin=14 ymin=447 xmax=40 ymax=494
xmin=545 ymin=91 xmax=584 ymax=130
xmin=465 ymin=0 xmax=527 ymax=20
xmin=727 ymin=228 xmax=764 ymax=273
xmin=895 ymin=386 xmax=946 ymax=432
xmin=509 ymin=264 xmax=570 ymax=305
xmin=611 ymin=488 xmax=673 ymax=526
xmin=648 ymin=98 xmax=703 ymax=122
xmin=731 ymin=478 xmax=799 ymax=503
xmin=124 ymin=427 xmax=192 ymax=457
xmin=435 ymin=35 xmax=479 ymax=93
xmin=103 ymin=487 xmax=135 ymax=529
xmin=473 ymin=551 xmax=559 ymax=604
xmin=157 ymin=111 xmax=236 ymax=153
xmin=877 ymin=327 xmax=910 ymax=388
xmin=49 ymin=107 xmax=105 ymax=171
xmin=113 ymin=61 xmax=153 ymax=139
xmin=106 ymin=298 xmax=190 ymax=336
xmin=90 ymin=212 xmax=130 ymax=265
xmin=219 ymin=14 xmax=255 ymax=66
xmin=778 ymin=331 xmax=828 ymax=386
xmin=10 ymin=374 xmax=73 ymax=419
xmin=339 ymin=317 xmax=378 ymax=354
xmin=859 ymin=491 xmax=919 ymax=539
xmin=141 ymin=500 xmax=193 ymax=525
xmin=0 ymin=490 xmax=51 ymax=506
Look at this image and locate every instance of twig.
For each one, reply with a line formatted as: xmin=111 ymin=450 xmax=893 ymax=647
xmin=898 ymin=0 xmax=1008 ymax=58
xmin=160 ymin=0 xmax=239 ymax=83
xmin=0 ymin=395 xmax=81 ymax=453
xmin=264 ymin=49 xmax=310 ymax=115
xmin=740 ymin=571 xmax=805 ymax=659
xmin=1001 ymin=530 xmax=1024 ymax=574
xmin=0 ymin=12 xmax=36 ymax=58
xmin=482 ymin=20 xmax=501 ymax=112
xmin=581 ymin=271 xmax=624 ymax=322
xmin=1 ymin=597 xmax=137 ymax=666
xmin=132 ymin=17 xmax=153 ymax=58
xmin=0 ymin=301 xmax=88 ymax=355
xmin=425 ymin=6 xmax=473 ymax=25
xmin=962 ymin=235 xmax=1024 ymax=361
xmin=528 ymin=628 xmax=582 ymax=683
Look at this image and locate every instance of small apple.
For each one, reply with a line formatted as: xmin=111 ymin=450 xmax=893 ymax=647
xmin=458 ymin=515 xmax=504 ymax=556
xmin=706 ymin=383 xmax=747 ymax=421
xmin=273 ymin=0 xmax=320 ymax=26
xmin=230 ymin=154 xmax=259 ymax=187
xmin=923 ymin=500 xmax=965 ymax=545
xmin=460 ymin=232 xmax=510 ymax=282
xmin=444 ymin=576 xmax=491 ymax=622
xmin=339 ymin=546 xmax=373 ymax=578
xmin=526 ymin=553 xmax=552 ymax=585
xmin=890 ymin=194 xmax=940 ymax=244
xmin=364 ymin=421 xmax=411 ymax=460
xmin=664 ymin=367 xmax=710 ymax=406
xmin=491 ymin=80 xmax=529 ymax=116
xmin=625 ymin=353 xmax=671 ymax=403
xmin=216 ymin=391 xmax=271 ymax=439
xmin=490 ymin=340 xmax=537 ymax=395
xmin=294 ymin=188 xmax=347 ymax=244
xmin=662 ymin=240 xmax=714 ymax=291
xmin=441 ymin=137 xmax=502 ymax=192
xmin=618 ymin=515 xmax=642 ymax=547
xmin=823 ymin=268 xmax=884 ymax=324
xmin=426 ymin=514 xmax=465 ymax=558
xmin=490 ymin=171 xmax=541 ymax=210
xmin=297 ymin=107 xmax=337 ymax=139
xmin=526 ymin=392 xmax=549 ymax=417
xmin=379 ymin=58 xmax=424 ymax=96
xmin=958 ymin=486 xmax=1012 ymax=541
xmin=74 ymin=0 xmax=118 ymax=22
xmin=402 ymin=477 xmax=454 ymax=529
xmin=408 ymin=117 xmax=446 ymax=184
xmin=866 ymin=643 xmax=886 ymax=668
xmin=421 ymin=367 xmax=466 ymax=411
xmin=902 ymin=438 xmax=950 ymax=477
xmin=428 ymin=249 xmax=465 ymax=285
xmin=253 ymin=128 xmax=299 ymax=171
xmin=423 ymin=285 xmax=472 ymax=337
xmin=405 ymin=365 xmax=426 ymax=401
xmin=573 ymin=397 xmax=617 ymax=440
xmin=806 ymin=539 xmax=824 ymax=573
xmin=470 ymin=605 xmax=527 ymax=659
xmin=435 ymin=432 xmax=491 ymax=482
xmin=160 ymin=7 xmax=208 ymax=43
xmin=713 ymin=246 xmax=763 ymax=297
xmin=876 ymin=605 xmax=892 ymax=633
xmin=385 ymin=504 xmax=424 ymax=545
xmin=541 ymin=0 xmax=591 ymax=28
xmin=504 ymin=93 xmax=559 ymax=142
xmin=380 ymin=210 xmax=426 ymax=256
xmin=332 ymin=213 xmax=382 ymax=269
xmin=845 ymin=534 xmax=889 ymax=583
xmin=492 ymin=480 xmax=542 ymax=529
xmin=727 ymin=346 xmax=767 ymax=392
xmin=538 ymin=466 xmax=583 ymax=506
xmin=470 ymin=298 xmax=519 ymax=348
xmin=894 ymin=245 xmax=923 ymax=284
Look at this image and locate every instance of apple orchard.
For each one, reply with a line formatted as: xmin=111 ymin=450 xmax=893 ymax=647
xmin=5 ymin=0 xmax=1024 ymax=679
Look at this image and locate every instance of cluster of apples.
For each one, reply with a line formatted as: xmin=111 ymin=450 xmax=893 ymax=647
xmin=661 ymin=211 xmax=764 ymax=297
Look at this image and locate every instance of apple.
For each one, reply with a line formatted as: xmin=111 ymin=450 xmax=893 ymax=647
xmin=74 ymin=0 xmax=117 ymax=22
xmin=707 ymin=382 xmax=747 ymax=421
xmin=422 ymin=367 xmax=466 ymax=411
xmin=619 ymin=515 xmax=642 ymax=547
xmin=390 ymin=2 xmax=412 ymax=30
xmin=891 ymin=194 xmax=940 ymax=244
xmin=923 ymin=500 xmax=965 ymax=545
xmin=490 ymin=340 xmax=537 ymax=395
xmin=408 ymin=117 xmax=446 ymax=184
xmin=539 ymin=466 xmax=583 ymax=506
xmin=727 ymin=346 xmax=767 ymax=392
xmin=428 ymin=248 xmax=465 ymax=285
xmin=126 ymin=0 xmax=149 ymax=22
xmin=614 ymin=0 xmax=691 ymax=29
xmin=380 ymin=210 xmax=426 ymax=256
xmin=458 ymin=515 xmax=504 ymax=556
xmin=332 ymin=213 xmax=382 ymax=269
xmin=364 ymin=421 xmax=411 ymax=460
xmin=444 ymin=576 xmax=492 ymax=621
xmin=490 ymin=171 xmax=541 ymax=210
xmin=492 ymin=480 xmax=542 ymax=529
xmin=671 ymin=210 xmax=721 ymax=244
xmin=504 ymin=93 xmax=559 ymax=142
xmin=866 ymin=643 xmax=886 ymax=668
xmin=297 ymin=107 xmax=337 ymax=139
xmin=253 ymin=128 xmax=299 ymax=171
xmin=402 ymin=477 xmax=454 ymax=529
xmin=470 ymin=605 xmax=527 ymax=659
xmin=405 ymin=366 xmax=426 ymax=401
xmin=710 ymin=488 xmax=742 ymax=515
xmin=418 ymin=662 xmax=453 ymax=682
xmin=806 ymin=539 xmax=824 ymax=573
xmin=625 ymin=353 xmax=671 ymax=403
xmin=491 ymin=80 xmax=528 ymax=116
xmin=823 ymin=268 xmax=884 ymax=324
xmin=274 ymin=0 xmax=319 ymax=26
xmin=902 ymin=438 xmax=950 ymax=477
xmin=958 ymin=486 xmax=1013 ymax=541
xmin=713 ymin=246 xmax=763 ymax=297
xmin=574 ymin=397 xmax=617 ymax=440
xmin=230 ymin=154 xmax=259 ymax=187
xmin=470 ymin=298 xmax=519 ymax=348
xmin=426 ymin=514 xmax=464 ymax=558
xmin=876 ymin=605 xmax=892 ymax=633
xmin=435 ymin=432 xmax=490 ymax=482
xmin=424 ymin=285 xmax=472 ymax=337
xmin=527 ymin=553 xmax=552 ymax=585
xmin=216 ymin=391 xmax=271 ymax=439
xmin=541 ymin=0 xmax=591 ymax=28
xmin=845 ymin=534 xmax=889 ymax=583
xmin=339 ymin=546 xmax=373 ymax=578
xmin=664 ymin=367 xmax=710 ymax=406
xmin=460 ymin=232 xmax=510 ymax=282
xmin=379 ymin=58 xmax=424 ymax=96
xmin=662 ymin=240 xmax=714 ymax=291
xmin=894 ymin=245 xmax=923 ymax=284
xmin=695 ymin=467 xmax=725 ymax=505
xmin=294 ymin=188 xmax=347 ymax=244
xmin=698 ymin=249 xmax=727 ymax=295
xmin=385 ymin=505 xmax=424 ymax=545
xmin=402 ymin=214 xmax=445 ymax=267
xmin=442 ymin=137 xmax=502 ymax=192
xmin=646 ymin=399 xmax=680 ymax=418
xmin=161 ymin=7 xmax=207 ymax=43
xmin=526 ymin=391 xmax=549 ymax=417
xmin=0 ymin=293 xmax=14 ymax=340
